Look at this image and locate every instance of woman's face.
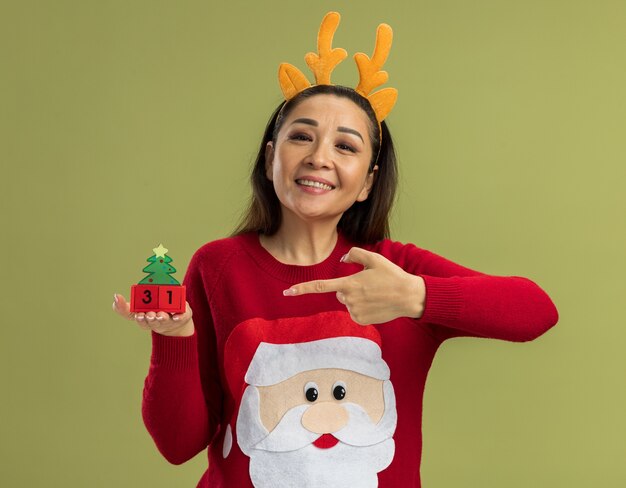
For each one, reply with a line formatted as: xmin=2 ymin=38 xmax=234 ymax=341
xmin=265 ymin=94 xmax=376 ymax=225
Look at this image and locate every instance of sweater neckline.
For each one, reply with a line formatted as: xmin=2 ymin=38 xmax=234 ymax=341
xmin=238 ymin=231 xmax=353 ymax=284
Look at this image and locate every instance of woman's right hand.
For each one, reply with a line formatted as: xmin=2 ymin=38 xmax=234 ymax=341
xmin=112 ymin=293 xmax=195 ymax=337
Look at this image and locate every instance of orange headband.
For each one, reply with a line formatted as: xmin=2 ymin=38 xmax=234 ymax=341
xmin=278 ymin=11 xmax=397 ymax=124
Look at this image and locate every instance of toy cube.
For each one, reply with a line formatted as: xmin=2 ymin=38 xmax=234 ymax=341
xmin=158 ymin=285 xmax=186 ymax=314
xmin=130 ymin=284 xmax=160 ymax=312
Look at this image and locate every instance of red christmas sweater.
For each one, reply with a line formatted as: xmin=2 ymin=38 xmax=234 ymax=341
xmin=142 ymin=231 xmax=559 ymax=487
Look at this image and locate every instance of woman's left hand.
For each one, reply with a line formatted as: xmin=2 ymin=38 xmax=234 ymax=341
xmin=283 ymin=247 xmax=426 ymax=325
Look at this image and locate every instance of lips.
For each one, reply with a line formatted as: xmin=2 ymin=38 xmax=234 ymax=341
xmin=295 ymin=177 xmax=336 ymax=191
xmin=312 ymin=433 xmax=340 ymax=449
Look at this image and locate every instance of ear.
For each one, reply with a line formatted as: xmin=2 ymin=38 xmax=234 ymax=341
xmin=356 ymin=165 xmax=378 ymax=202
xmin=265 ymin=141 xmax=275 ymax=181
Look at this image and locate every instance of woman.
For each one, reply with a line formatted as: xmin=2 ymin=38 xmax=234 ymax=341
xmin=113 ymin=13 xmax=558 ymax=488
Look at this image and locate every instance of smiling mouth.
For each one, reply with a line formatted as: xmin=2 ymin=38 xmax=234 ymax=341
xmin=312 ymin=433 xmax=340 ymax=449
xmin=296 ymin=179 xmax=335 ymax=191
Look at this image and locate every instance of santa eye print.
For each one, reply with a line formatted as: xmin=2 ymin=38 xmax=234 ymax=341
xmin=332 ymin=381 xmax=347 ymax=400
xmin=304 ymin=381 xmax=319 ymax=402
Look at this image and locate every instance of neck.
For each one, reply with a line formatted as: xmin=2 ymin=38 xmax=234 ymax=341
xmin=260 ymin=213 xmax=341 ymax=265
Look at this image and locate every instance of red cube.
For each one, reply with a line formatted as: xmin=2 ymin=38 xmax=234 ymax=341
xmin=158 ymin=285 xmax=186 ymax=313
xmin=130 ymin=285 xmax=160 ymax=312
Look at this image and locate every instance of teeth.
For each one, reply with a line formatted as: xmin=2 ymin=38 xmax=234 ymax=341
xmin=297 ymin=179 xmax=334 ymax=190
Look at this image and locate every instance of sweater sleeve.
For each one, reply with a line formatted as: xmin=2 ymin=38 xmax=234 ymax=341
xmin=376 ymin=240 xmax=559 ymax=343
xmin=141 ymin=248 xmax=223 ymax=465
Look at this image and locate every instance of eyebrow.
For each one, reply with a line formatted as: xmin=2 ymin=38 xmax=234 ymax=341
xmin=337 ymin=126 xmax=364 ymax=142
xmin=291 ymin=118 xmax=364 ymax=142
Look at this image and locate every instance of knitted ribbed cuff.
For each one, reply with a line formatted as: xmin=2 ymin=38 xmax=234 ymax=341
xmin=418 ymin=275 xmax=463 ymax=325
xmin=150 ymin=330 xmax=198 ymax=371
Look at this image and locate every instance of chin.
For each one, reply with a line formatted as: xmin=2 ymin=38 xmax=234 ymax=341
xmin=287 ymin=202 xmax=356 ymax=223
xmin=285 ymin=206 xmax=340 ymax=223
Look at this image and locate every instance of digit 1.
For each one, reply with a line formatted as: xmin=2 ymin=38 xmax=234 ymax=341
xmin=167 ymin=290 xmax=172 ymax=304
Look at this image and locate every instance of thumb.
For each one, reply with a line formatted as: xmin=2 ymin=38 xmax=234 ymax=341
xmin=340 ymin=247 xmax=380 ymax=269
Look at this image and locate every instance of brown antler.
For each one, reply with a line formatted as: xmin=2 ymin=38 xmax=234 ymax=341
xmin=354 ymin=23 xmax=392 ymax=96
xmin=354 ymin=23 xmax=397 ymax=122
xmin=304 ymin=11 xmax=348 ymax=85
xmin=278 ymin=12 xmax=347 ymax=100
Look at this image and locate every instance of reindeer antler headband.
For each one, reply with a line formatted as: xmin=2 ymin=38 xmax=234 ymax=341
xmin=278 ymin=11 xmax=397 ymax=123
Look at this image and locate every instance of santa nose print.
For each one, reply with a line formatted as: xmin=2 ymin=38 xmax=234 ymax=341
xmin=301 ymin=381 xmax=350 ymax=434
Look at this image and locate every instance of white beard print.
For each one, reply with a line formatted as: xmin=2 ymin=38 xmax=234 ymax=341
xmin=235 ymin=381 xmax=397 ymax=487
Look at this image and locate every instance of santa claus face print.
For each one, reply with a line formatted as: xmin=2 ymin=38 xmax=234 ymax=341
xmin=264 ymin=94 xmax=376 ymax=225
xmin=234 ymin=341 xmax=397 ymax=487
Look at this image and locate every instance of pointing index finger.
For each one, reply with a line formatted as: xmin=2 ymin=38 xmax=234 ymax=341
xmin=284 ymin=277 xmax=348 ymax=296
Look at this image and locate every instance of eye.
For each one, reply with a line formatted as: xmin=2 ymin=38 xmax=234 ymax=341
xmin=332 ymin=381 xmax=346 ymax=400
xmin=304 ymin=382 xmax=319 ymax=402
xmin=336 ymin=143 xmax=356 ymax=153
xmin=288 ymin=133 xmax=312 ymax=142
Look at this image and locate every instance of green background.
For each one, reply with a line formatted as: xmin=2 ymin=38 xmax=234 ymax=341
xmin=2 ymin=0 xmax=625 ymax=486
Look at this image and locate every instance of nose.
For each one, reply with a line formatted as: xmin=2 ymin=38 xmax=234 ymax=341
xmin=304 ymin=140 xmax=333 ymax=169
xmin=301 ymin=402 xmax=349 ymax=434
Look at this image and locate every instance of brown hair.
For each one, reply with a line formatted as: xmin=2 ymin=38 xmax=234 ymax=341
xmin=232 ymin=85 xmax=398 ymax=244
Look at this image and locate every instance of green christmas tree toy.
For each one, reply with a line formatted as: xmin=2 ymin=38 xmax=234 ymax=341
xmin=130 ymin=244 xmax=186 ymax=314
